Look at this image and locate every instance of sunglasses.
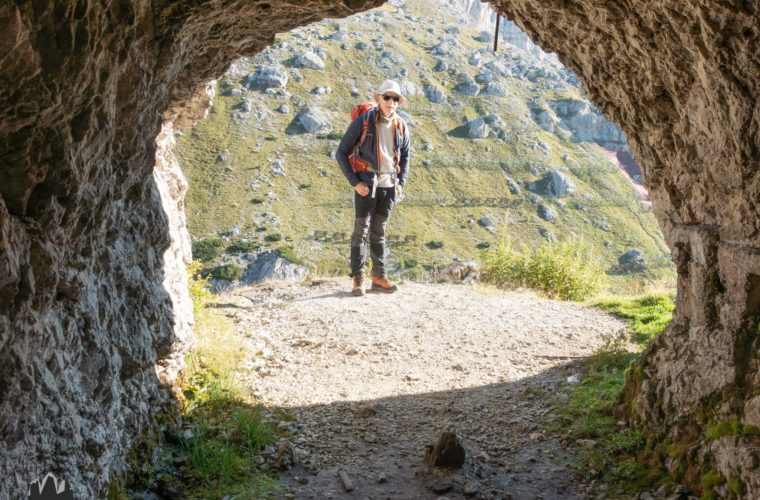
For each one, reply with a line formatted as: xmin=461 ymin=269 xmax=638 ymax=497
xmin=382 ymin=94 xmax=401 ymax=103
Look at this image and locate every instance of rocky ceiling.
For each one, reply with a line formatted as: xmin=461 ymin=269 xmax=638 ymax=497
xmin=1 ymin=0 xmax=758 ymax=496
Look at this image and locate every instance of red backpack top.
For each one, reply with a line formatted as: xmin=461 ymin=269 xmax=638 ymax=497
xmin=348 ymin=102 xmax=405 ymax=174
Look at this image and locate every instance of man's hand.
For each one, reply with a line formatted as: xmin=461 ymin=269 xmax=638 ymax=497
xmin=395 ymin=184 xmax=403 ymax=200
xmin=354 ymin=182 xmax=370 ymax=197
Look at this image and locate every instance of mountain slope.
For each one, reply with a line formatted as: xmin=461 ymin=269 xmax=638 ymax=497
xmin=175 ymin=0 xmax=674 ymax=292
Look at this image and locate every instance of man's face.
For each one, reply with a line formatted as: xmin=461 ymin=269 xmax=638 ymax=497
xmin=376 ymin=93 xmax=401 ymax=118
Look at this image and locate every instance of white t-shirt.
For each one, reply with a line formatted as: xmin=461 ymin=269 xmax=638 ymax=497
xmin=376 ymin=113 xmax=396 ymax=188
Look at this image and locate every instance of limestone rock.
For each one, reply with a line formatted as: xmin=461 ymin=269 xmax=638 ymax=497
xmin=297 ymin=107 xmax=332 ymax=135
xmin=528 ymin=170 xmax=576 ymax=198
xmin=247 ymin=66 xmax=289 ymax=90
xmin=294 ymin=51 xmax=325 ymax=70
xmin=466 ymin=117 xmax=489 ymax=139
xmin=424 ymin=85 xmax=447 ymax=104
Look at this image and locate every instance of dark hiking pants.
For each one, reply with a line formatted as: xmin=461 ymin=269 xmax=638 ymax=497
xmin=350 ymin=186 xmax=395 ymax=278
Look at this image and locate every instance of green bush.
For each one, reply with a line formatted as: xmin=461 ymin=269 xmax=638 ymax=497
xmin=276 ymin=245 xmax=306 ymax=266
xmin=426 ymin=240 xmax=444 ymax=249
xmin=480 ymin=240 xmax=604 ymax=301
xmin=265 ymin=233 xmax=283 ymax=242
xmin=187 ymin=262 xmax=214 ymax=316
xmin=192 ymin=238 xmax=224 ymax=262
xmin=210 ymin=264 xmax=244 ymax=281
xmin=226 ymin=240 xmax=259 ymax=255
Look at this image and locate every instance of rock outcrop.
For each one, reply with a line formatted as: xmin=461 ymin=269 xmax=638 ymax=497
xmin=1 ymin=0 xmax=759 ymax=497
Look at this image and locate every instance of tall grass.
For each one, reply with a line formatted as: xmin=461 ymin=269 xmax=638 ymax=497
xmin=480 ymin=240 xmax=605 ymax=301
xmin=174 ymin=263 xmax=281 ymax=499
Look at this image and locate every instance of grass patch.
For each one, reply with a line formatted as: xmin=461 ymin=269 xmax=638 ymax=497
xmin=480 ymin=239 xmax=604 ymax=301
xmin=172 ymin=266 xmax=282 ymax=498
xmin=705 ymin=418 xmax=760 ymax=439
xmin=547 ymin=293 xmax=677 ymax=494
xmin=276 ymin=245 xmax=306 ymax=266
xmin=591 ymin=293 xmax=675 ymax=343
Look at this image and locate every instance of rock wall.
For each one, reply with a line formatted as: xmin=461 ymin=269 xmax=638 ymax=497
xmin=487 ymin=0 xmax=760 ymax=494
xmin=0 ymin=0 xmax=758 ymax=496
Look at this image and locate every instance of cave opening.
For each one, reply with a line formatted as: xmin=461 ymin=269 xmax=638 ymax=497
xmin=2 ymin=0 xmax=759 ymax=497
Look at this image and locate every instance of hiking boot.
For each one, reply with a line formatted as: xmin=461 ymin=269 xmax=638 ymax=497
xmin=371 ymin=276 xmax=398 ymax=293
xmin=352 ymin=274 xmax=365 ymax=296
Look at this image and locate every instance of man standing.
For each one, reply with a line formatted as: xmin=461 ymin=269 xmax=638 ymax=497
xmin=336 ymin=80 xmax=411 ymax=296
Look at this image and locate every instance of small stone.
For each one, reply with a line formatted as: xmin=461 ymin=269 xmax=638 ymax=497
xmin=431 ymin=480 xmax=453 ymax=494
xmin=576 ymin=439 xmax=597 ymax=449
xmin=529 ymin=432 xmax=542 ymax=443
xmin=566 ymin=374 xmax=581 ymax=384
xmin=376 ymin=472 xmax=387 ymax=484
xmin=338 ymin=470 xmax=354 ymax=492
xmin=463 ymin=482 xmax=479 ymax=497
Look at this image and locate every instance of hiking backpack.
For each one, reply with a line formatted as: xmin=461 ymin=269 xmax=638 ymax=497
xmin=348 ymin=102 xmax=405 ymax=175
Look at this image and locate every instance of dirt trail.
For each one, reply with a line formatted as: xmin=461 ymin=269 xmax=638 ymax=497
xmin=217 ymin=279 xmax=627 ymax=499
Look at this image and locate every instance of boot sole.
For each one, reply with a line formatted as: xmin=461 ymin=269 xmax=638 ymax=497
xmin=370 ymin=285 xmax=398 ymax=293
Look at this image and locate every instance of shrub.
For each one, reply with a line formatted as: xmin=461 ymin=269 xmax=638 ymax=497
xmin=187 ymin=261 xmax=214 ymax=317
xmin=210 ymin=264 xmax=244 ymax=281
xmin=426 ymin=240 xmax=444 ymax=249
xmin=276 ymin=245 xmax=306 ymax=266
xmin=192 ymin=238 xmax=224 ymax=262
xmin=480 ymin=240 xmax=604 ymax=301
xmin=265 ymin=233 xmax=283 ymax=242
xmin=226 ymin=240 xmax=259 ymax=255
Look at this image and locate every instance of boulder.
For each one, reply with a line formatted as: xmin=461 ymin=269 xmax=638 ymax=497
xmin=485 ymin=60 xmax=510 ymax=77
xmin=475 ymin=72 xmax=493 ymax=84
xmin=528 ymin=170 xmax=576 ymax=197
xmin=618 ymin=248 xmax=645 ymax=267
xmin=454 ymin=78 xmax=480 ymax=96
xmin=533 ymin=108 xmax=559 ymax=132
xmin=424 ymin=85 xmax=447 ymax=104
xmin=434 ymin=59 xmax=449 ymax=72
xmin=538 ymin=205 xmax=557 ymax=221
xmin=466 ymin=117 xmax=489 ymax=139
xmin=294 ymin=51 xmax=325 ymax=69
xmin=240 ymin=250 xmax=309 ymax=285
xmin=478 ymin=216 xmax=494 ymax=227
xmin=474 ymin=30 xmax=494 ymax=43
xmin=297 ymin=107 xmax=332 ymax=135
xmin=247 ymin=66 xmax=289 ymax=90
xmin=482 ymin=83 xmax=508 ymax=97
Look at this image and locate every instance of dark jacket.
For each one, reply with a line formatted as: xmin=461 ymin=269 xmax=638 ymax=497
xmin=336 ymin=108 xmax=411 ymax=188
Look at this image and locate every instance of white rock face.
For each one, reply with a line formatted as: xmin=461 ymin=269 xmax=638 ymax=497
xmin=153 ymin=121 xmax=195 ymax=387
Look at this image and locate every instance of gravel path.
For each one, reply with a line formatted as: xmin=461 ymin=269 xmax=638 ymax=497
xmin=218 ymin=279 xmax=627 ymax=499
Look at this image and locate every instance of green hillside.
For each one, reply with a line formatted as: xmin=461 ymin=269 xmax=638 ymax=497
xmin=176 ymin=0 xmax=674 ymax=293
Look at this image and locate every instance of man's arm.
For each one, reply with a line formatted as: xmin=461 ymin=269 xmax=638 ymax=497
xmin=397 ymin=125 xmax=411 ymax=188
xmin=336 ymin=114 xmax=365 ymax=187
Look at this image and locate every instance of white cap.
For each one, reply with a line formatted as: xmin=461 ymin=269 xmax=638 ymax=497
xmin=374 ymin=80 xmax=406 ymax=105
